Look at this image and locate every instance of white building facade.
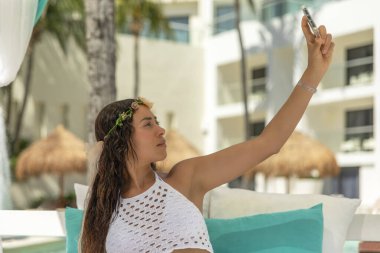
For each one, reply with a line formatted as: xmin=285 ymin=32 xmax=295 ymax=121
xmin=201 ymin=0 xmax=379 ymax=208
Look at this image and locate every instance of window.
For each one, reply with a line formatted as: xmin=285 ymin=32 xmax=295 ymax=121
xmin=249 ymin=121 xmax=265 ymax=138
xmin=250 ymin=67 xmax=266 ymax=94
xmin=168 ymin=16 xmax=189 ymax=43
xmin=214 ymin=5 xmax=235 ymax=34
xmin=346 ymin=44 xmax=373 ymax=85
xmin=323 ymin=167 xmax=359 ymax=199
xmin=120 ymin=15 xmax=189 ymax=44
xmin=262 ymin=0 xmax=312 ymax=22
xmin=343 ymin=108 xmax=373 ymax=152
xmin=262 ymin=0 xmax=286 ymax=21
xmin=153 ymin=16 xmax=190 ymax=43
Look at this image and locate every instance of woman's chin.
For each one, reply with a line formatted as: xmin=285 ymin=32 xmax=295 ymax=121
xmin=155 ymin=153 xmax=167 ymax=162
xmin=161 ymin=153 xmax=167 ymax=160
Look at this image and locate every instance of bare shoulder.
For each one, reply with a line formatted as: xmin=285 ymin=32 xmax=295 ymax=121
xmin=159 ymin=158 xmax=207 ymax=211
xmin=159 ymin=159 xmax=197 ymax=196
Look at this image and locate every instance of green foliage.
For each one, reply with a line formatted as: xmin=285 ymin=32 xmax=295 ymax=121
xmin=116 ymin=0 xmax=173 ymax=39
xmin=34 ymin=0 xmax=86 ymax=53
xmin=30 ymin=196 xmax=46 ymax=209
xmin=64 ymin=192 xmax=77 ymax=208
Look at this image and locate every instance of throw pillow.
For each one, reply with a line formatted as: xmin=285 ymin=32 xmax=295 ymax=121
xmin=205 ymin=187 xmax=360 ymax=253
xmin=74 ymin=183 xmax=89 ymax=210
xmin=65 ymin=207 xmax=83 ymax=253
xmin=205 ymin=204 xmax=323 ymax=253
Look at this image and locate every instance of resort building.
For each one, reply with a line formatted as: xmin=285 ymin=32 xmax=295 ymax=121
xmin=2 ymin=0 xmax=379 ymax=210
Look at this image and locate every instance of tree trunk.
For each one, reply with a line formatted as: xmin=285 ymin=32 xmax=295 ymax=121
xmin=235 ymin=0 xmax=250 ymax=141
xmin=133 ymin=33 xmax=140 ymax=98
xmin=12 ymin=49 xmax=35 ymax=155
xmin=233 ymin=0 xmax=255 ymax=190
xmin=5 ymin=81 xmax=13 ymax=129
xmin=85 ymin=0 xmax=117 ymax=177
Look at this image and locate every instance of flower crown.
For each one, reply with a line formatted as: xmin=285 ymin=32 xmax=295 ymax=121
xmin=105 ymin=97 xmax=153 ymax=139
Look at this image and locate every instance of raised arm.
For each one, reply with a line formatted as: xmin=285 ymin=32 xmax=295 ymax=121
xmin=185 ymin=16 xmax=335 ymax=194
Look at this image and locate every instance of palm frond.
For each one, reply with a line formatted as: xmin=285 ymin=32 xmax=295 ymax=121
xmin=36 ymin=0 xmax=86 ymax=53
xmin=116 ymin=0 xmax=172 ymax=38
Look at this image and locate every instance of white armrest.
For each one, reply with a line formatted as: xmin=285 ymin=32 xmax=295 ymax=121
xmin=0 ymin=210 xmax=66 ymax=237
xmin=346 ymin=214 xmax=380 ymax=241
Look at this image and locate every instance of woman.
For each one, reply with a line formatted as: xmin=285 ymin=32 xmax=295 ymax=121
xmin=81 ymin=16 xmax=334 ymax=253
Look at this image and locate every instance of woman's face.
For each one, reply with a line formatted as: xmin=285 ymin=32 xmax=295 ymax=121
xmin=130 ymin=105 xmax=167 ymax=164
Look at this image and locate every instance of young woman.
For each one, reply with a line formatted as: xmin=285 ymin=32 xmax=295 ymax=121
xmin=80 ymin=15 xmax=334 ymax=253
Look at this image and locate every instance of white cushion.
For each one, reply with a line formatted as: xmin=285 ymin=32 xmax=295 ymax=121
xmin=74 ymin=183 xmax=89 ymax=210
xmin=204 ymin=187 xmax=360 ymax=253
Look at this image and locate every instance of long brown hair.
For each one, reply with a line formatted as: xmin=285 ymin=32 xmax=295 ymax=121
xmin=80 ymin=99 xmax=155 ymax=252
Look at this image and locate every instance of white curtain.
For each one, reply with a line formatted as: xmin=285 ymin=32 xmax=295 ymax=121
xmin=0 ymin=0 xmax=38 ymax=87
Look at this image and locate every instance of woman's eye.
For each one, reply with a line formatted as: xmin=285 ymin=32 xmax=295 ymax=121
xmin=156 ymin=121 xmax=160 ymax=126
xmin=145 ymin=122 xmax=153 ymax=127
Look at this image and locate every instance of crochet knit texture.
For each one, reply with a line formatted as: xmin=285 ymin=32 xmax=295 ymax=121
xmin=106 ymin=172 xmax=214 ymax=253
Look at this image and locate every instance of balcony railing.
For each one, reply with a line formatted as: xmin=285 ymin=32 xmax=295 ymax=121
xmin=311 ymin=130 xmax=374 ymax=153
xmin=216 ymin=127 xmax=375 ymax=154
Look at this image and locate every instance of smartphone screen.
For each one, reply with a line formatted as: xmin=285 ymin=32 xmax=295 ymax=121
xmin=302 ymin=7 xmax=320 ymax=37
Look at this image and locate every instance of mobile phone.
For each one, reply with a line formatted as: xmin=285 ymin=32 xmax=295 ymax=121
xmin=302 ymin=7 xmax=320 ymax=37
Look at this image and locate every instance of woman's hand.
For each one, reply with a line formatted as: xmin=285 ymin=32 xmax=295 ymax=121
xmin=301 ymin=15 xmax=335 ymax=83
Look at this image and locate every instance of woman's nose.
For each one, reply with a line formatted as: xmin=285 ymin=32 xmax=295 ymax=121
xmin=158 ymin=125 xmax=165 ymax=136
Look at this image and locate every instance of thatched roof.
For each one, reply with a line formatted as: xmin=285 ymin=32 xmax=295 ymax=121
xmin=16 ymin=125 xmax=86 ymax=180
xmin=156 ymin=129 xmax=200 ymax=173
xmin=245 ymin=131 xmax=339 ymax=178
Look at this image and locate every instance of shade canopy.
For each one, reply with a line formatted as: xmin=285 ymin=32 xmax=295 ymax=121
xmin=245 ymin=131 xmax=339 ymax=178
xmin=16 ymin=125 xmax=86 ymax=180
xmin=156 ymin=129 xmax=200 ymax=173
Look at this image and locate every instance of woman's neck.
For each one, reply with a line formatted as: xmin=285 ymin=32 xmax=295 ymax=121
xmin=122 ymin=165 xmax=155 ymax=197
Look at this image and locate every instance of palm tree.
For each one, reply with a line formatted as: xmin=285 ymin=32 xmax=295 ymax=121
xmin=116 ymin=0 xmax=172 ymax=97
xmin=231 ymin=0 xmax=255 ymax=189
xmin=234 ymin=0 xmax=255 ymax=141
xmin=10 ymin=0 xmax=86 ymax=155
xmin=84 ymin=0 xmax=116 ymax=150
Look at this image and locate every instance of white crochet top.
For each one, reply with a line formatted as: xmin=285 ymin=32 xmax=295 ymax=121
xmin=105 ymin=171 xmax=214 ymax=253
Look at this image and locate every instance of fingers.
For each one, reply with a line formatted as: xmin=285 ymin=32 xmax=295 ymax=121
xmin=317 ymin=25 xmax=333 ymax=55
xmin=319 ymin=25 xmax=327 ymax=38
xmin=301 ymin=16 xmax=315 ymax=42
xmin=325 ymin=41 xmax=335 ymax=58
xmin=322 ymin=34 xmax=332 ymax=54
xmin=301 ymin=15 xmax=334 ymax=58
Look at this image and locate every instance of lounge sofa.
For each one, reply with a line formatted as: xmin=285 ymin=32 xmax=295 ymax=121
xmin=1 ymin=184 xmax=380 ymax=253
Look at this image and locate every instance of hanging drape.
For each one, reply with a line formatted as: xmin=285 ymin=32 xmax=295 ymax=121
xmin=0 ymin=0 xmax=47 ymax=87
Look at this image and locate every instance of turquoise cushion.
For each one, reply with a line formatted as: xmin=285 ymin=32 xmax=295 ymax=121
xmin=65 ymin=207 xmax=84 ymax=253
xmin=205 ymin=204 xmax=323 ymax=253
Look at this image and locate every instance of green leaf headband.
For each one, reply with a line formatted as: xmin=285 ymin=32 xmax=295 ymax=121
xmin=105 ymin=97 xmax=153 ymax=139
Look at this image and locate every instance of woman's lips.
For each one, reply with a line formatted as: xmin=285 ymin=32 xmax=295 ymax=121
xmin=157 ymin=141 xmax=166 ymax=147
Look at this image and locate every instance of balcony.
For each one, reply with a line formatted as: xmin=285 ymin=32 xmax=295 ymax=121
xmin=311 ymin=128 xmax=374 ymax=153
xmin=340 ymin=137 xmax=375 ymax=153
xmin=218 ymin=80 xmax=267 ymax=106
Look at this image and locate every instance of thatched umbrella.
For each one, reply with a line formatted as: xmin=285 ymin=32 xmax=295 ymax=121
xmin=156 ymin=129 xmax=200 ymax=173
xmin=16 ymin=125 xmax=86 ymax=201
xmin=242 ymin=131 xmax=340 ymax=192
